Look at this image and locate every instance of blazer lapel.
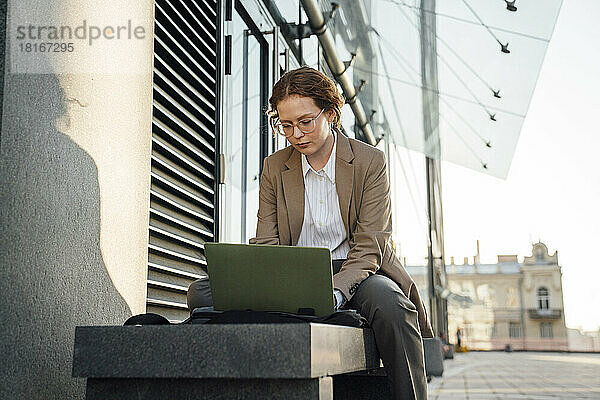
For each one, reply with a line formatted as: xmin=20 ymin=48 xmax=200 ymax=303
xmin=282 ymin=150 xmax=304 ymax=245
xmin=335 ymin=133 xmax=355 ymax=238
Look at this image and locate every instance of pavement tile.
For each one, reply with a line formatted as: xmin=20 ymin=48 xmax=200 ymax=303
xmin=427 ymin=352 xmax=600 ymax=400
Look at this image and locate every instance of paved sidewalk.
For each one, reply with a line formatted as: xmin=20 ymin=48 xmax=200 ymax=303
xmin=427 ymin=351 xmax=600 ymax=399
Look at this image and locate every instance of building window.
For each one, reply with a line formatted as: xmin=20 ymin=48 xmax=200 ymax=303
xmin=537 ymin=287 xmax=550 ymax=310
xmin=462 ymin=324 xmax=473 ymax=338
xmin=506 ymin=287 xmax=519 ymax=308
xmin=477 ymin=284 xmax=496 ymax=308
xmin=540 ymin=322 xmax=553 ymax=338
xmin=491 ymin=324 xmax=498 ymax=338
xmin=509 ymin=322 xmax=522 ymax=338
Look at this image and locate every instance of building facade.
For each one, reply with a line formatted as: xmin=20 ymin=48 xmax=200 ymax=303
xmin=407 ymin=242 xmax=568 ymax=351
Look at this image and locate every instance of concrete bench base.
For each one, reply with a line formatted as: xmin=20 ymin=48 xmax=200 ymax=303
xmin=333 ymin=374 xmax=392 ymax=399
xmin=85 ymin=376 xmax=394 ymax=400
xmin=86 ymin=377 xmax=334 ymax=400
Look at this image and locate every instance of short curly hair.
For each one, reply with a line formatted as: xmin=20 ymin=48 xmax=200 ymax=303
xmin=268 ymin=66 xmax=345 ymax=130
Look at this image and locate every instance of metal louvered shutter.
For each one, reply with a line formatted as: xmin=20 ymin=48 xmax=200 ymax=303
xmin=148 ymin=0 xmax=218 ymax=321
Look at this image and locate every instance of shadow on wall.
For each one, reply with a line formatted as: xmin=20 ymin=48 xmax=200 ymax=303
xmin=0 ymin=68 xmax=133 ymax=398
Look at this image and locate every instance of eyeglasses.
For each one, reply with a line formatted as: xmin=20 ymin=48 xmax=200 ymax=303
xmin=271 ymin=109 xmax=325 ymax=137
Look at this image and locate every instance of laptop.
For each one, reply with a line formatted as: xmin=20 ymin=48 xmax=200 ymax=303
xmin=204 ymin=243 xmax=335 ymax=317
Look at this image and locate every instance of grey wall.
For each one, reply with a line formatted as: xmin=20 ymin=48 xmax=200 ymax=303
xmin=0 ymin=2 xmax=154 ymax=399
xmin=0 ymin=72 xmax=133 ymax=400
xmin=0 ymin=0 xmax=6 ymax=140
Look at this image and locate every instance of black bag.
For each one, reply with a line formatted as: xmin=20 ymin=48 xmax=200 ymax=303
xmin=124 ymin=309 xmax=367 ymax=328
xmin=186 ymin=308 xmax=367 ymax=327
xmin=124 ymin=313 xmax=170 ymax=326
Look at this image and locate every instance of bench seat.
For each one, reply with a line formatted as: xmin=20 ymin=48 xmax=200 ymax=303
xmin=73 ymin=323 xmax=441 ymax=399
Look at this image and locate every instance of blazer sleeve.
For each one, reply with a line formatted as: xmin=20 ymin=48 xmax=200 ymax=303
xmin=249 ymin=157 xmax=280 ymax=245
xmin=333 ymin=150 xmax=392 ymax=301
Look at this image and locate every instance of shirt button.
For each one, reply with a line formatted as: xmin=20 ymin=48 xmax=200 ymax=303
xmin=318 ymin=222 xmax=322 ymax=227
xmin=319 ymin=176 xmax=324 ymax=182
xmin=319 ymin=200 xmax=324 ymax=205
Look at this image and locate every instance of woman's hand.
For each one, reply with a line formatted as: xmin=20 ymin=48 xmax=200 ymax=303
xmin=334 ymin=289 xmax=345 ymax=310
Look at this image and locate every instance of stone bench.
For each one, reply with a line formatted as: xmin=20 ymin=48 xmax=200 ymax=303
xmin=72 ymin=323 xmax=442 ymax=399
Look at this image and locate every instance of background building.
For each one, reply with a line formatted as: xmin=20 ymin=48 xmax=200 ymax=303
xmin=568 ymin=328 xmax=600 ymax=352
xmin=407 ymin=242 xmax=568 ymax=351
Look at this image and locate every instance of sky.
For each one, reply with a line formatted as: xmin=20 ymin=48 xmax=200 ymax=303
xmin=405 ymin=0 xmax=600 ymax=331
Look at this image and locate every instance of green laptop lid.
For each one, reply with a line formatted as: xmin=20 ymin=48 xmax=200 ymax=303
xmin=205 ymin=243 xmax=335 ymax=317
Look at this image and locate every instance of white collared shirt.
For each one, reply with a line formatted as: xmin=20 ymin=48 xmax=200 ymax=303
xmin=297 ymin=129 xmax=350 ymax=261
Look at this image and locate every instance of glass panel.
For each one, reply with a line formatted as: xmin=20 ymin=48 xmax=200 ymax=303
xmin=369 ymin=0 xmax=562 ymax=178
xmin=244 ymin=33 xmax=262 ymax=242
xmin=274 ymin=1 xmax=299 ymax=25
xmin=222 ymin=7 xmax=263 ymax=243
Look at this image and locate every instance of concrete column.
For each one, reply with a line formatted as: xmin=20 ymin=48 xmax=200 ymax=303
xmin=0 ymin=1 xmax=154 ymax=398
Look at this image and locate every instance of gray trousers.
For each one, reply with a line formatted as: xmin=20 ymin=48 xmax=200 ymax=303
xmin=187 ymin=272 xmax=427 ymax=400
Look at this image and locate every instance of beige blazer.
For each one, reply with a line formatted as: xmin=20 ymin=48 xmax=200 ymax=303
xmin=249 ymin=132 xmax=433 ymax=338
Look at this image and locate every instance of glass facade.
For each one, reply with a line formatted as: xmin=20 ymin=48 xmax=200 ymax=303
xmin=218 ymin=0 xmax=308 ymax=244
xmin=221 ymin=2 xmax=265 ymax=243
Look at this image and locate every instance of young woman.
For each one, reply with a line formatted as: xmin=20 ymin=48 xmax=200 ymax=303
xmin=188 ymin=66 xmax=433 ymax=399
